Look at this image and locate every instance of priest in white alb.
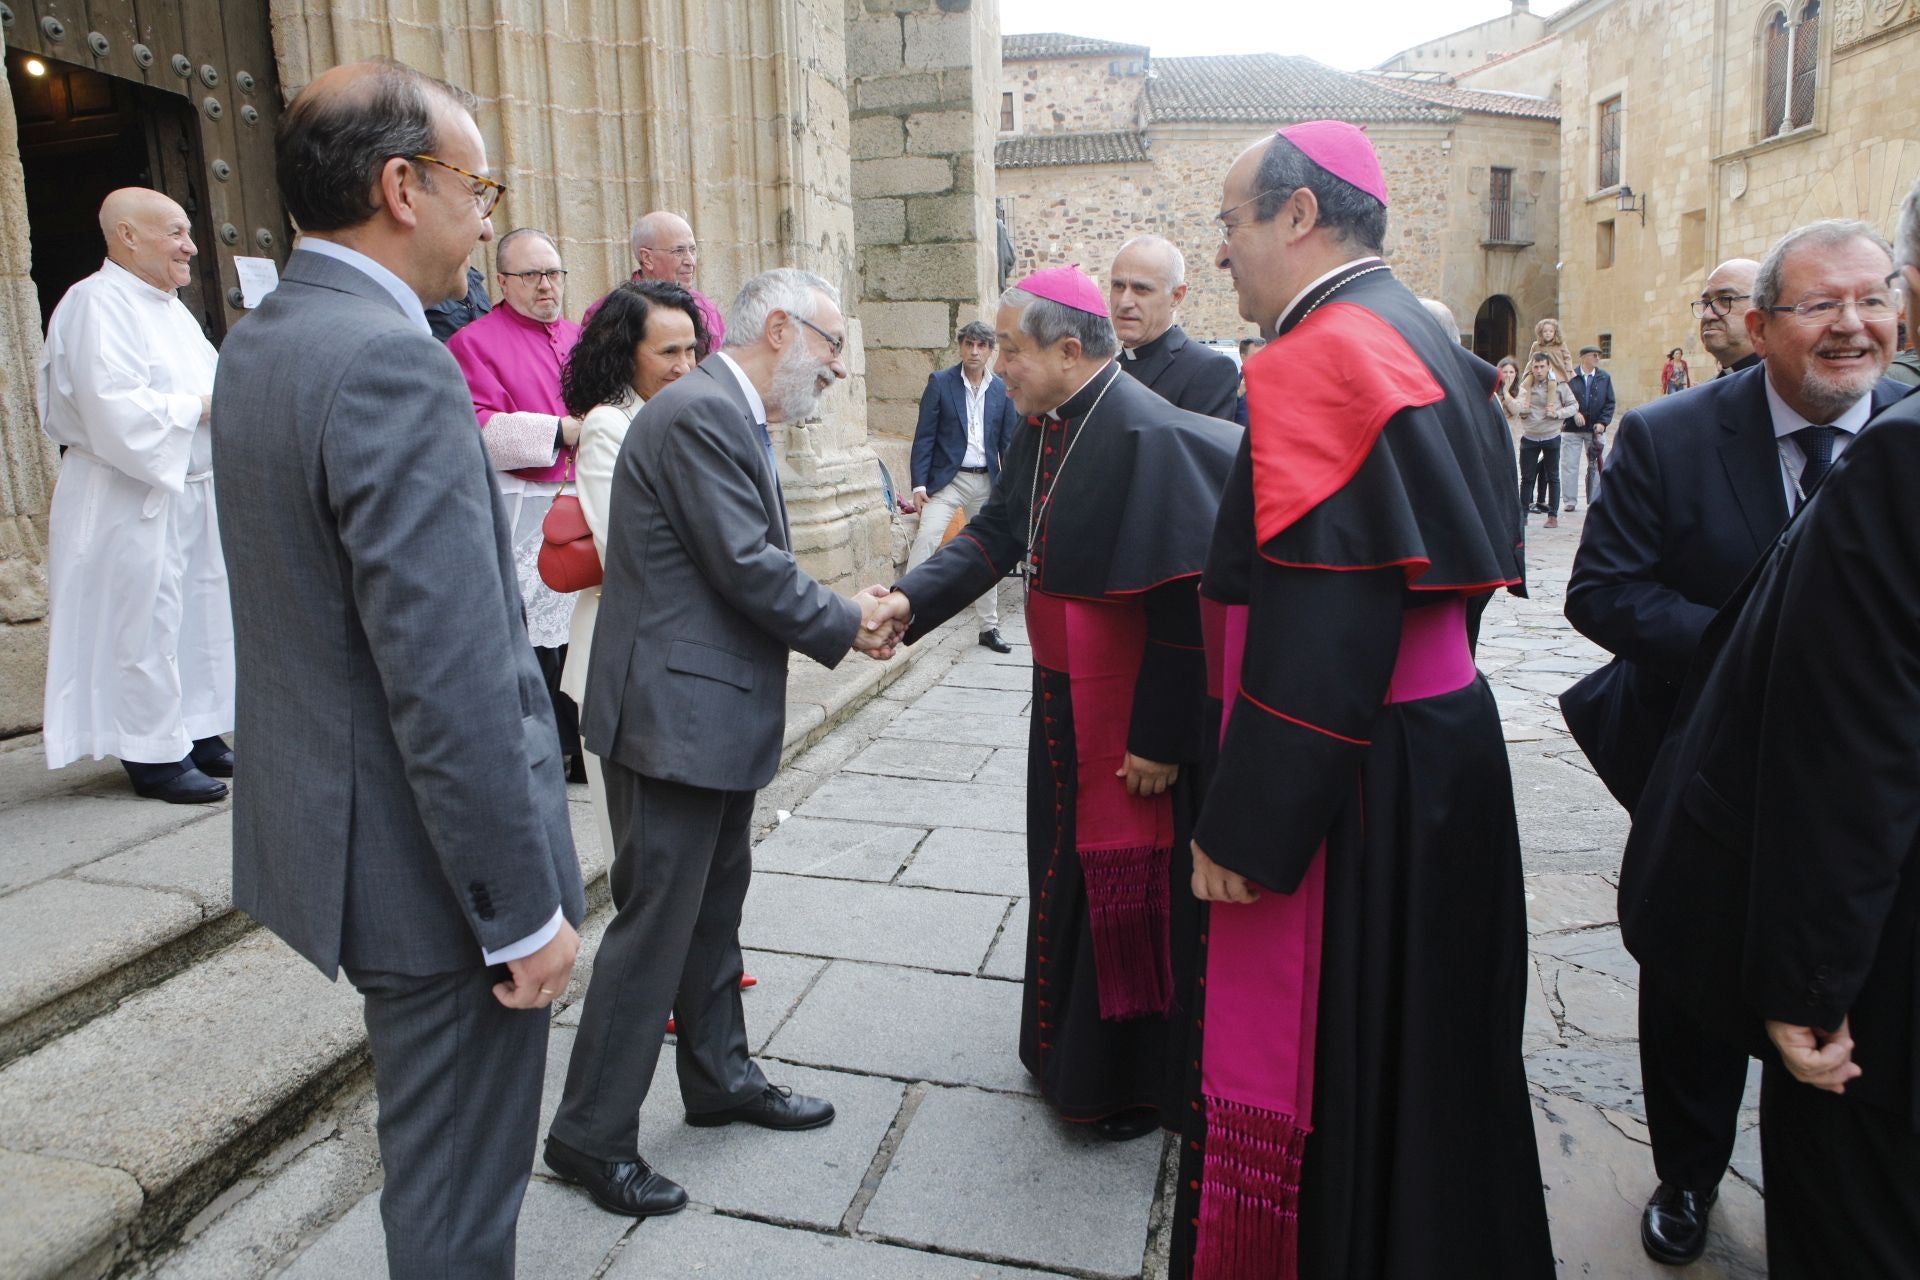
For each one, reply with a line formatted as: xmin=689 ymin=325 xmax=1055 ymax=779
xmin=36 ymin=187 xmax=235 ymax=803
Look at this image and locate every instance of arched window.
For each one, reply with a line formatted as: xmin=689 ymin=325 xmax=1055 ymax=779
xmin=1762 ymin=1 xmax=1820 ymax=138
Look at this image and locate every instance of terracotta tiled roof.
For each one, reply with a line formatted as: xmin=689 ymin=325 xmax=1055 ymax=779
xmin=995 ymin=130 xmax=1151 ymax=169
xmin=1146 ymin=54 xmax=1455 ymax=124
xmin=1003 ymin=32 xmax=1152 ymax=61
xmin=1358 ymin=74 xmax=1561 ymax=121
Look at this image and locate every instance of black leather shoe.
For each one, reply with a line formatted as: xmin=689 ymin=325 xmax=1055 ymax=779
xmin=979 ymin=628 xmax=1012 ymax=654
xmin=543 ymin=1136 xmax=687 ymax=1218
xmin=126 ymin=763 xmax=228 ymax=804
xmin=191 ymin=737 xmax=235 ymax=778
xmin=1090 ymin=1107 xmax=1161 ymax=1141
xmin=686 ymin=1083 xmax=835 ymax=1131
xmin=1641 ymin=1181 xmax=1716 ymax=1265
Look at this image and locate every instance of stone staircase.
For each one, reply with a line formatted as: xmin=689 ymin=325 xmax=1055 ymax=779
xmin=0 ymin=631 xmax=963 ymax=1280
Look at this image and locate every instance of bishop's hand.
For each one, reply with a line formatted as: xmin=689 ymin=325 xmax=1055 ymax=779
xmin=1190 ymin=840 xmax=1259 ymax=905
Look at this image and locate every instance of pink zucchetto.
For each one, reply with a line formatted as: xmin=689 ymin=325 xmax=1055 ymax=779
xmin=1012 ymin=264 xmax=1109 ymax=317
xmin=1276 ymin=120 xmax=1390 ymax=208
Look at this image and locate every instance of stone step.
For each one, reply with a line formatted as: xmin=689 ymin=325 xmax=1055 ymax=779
xmin=0 ymin=620 xmax=979 ymax=1280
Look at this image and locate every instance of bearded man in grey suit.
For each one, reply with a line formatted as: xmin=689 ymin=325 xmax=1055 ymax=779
xmin=544 ymin=268 xmax=896 ymax=1217
xmin=212 ymin=61 xmax=584 ymax=1279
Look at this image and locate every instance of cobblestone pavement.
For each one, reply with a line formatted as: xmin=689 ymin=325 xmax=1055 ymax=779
xmin=161 ymin=509 xmax=1767 ymax=1279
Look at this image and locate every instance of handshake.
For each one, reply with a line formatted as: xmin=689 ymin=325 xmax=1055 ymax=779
xmin=850 ymin=586 xmax=913 ymax=659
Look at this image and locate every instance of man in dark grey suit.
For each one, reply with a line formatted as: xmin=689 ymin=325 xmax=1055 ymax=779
xmin=545 ymin=268 xmax=893 ymax=1217
xmin=213 ymin=61 xmax=585 ymax=1279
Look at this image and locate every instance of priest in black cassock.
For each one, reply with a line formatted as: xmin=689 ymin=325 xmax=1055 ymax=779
xmin=1621 ymin=186 xmax=1920 ymax=1277
xmin=867 ymin=265 xmax=1237 ymax=1140
xmin=1109 ymin=235 xmax=1241 ymax=422
xmin=1172 ymin=122 xmax=1551 ymax=1279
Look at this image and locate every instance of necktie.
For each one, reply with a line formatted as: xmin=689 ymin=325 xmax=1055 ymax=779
xmin=756 ymin=421 xmax=777 ymax=476
xmin=1793 ymin=425 xmax=1840 ymax=497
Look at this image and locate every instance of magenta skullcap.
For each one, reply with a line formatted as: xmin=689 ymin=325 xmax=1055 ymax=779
xmin=1012 ymin=264 xmax=1108 ymax=316
xmin=1276 ymin=120 xmax=1390 ymax=208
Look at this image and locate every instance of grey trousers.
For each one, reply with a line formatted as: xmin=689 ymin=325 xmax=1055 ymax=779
xmin=548 ymin=765 xmax=765 ymax=1161
xmin=345 ymin=963 xmax=550 ymax=1280
xmin=1559 ymin=430 xmax=1603 ymax=507
xmin=909 ymin=469 xmax=1000 ymax=628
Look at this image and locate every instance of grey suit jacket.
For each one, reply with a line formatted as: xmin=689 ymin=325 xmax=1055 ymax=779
xmin=583 ymin=357 xmax=860 ymax=792
xmin=212 ymin=249 xmax=585 ymax=978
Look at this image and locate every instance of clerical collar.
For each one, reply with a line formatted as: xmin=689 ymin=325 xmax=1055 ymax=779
xmin=1276 ymin=256 xmax=1385 ymax=334
xmin=1122 ymin=324 xmax=1178 ymax=363
xmin=1717 ymin=351 xmax=1762 ymax=377
xmin=297 ymin=236 xmax=431 ymax=335
xmin=1762 ymin=367 xmax=1873 ymax=440
xmin=1043 ymin=362 xmax=1118 ymax=421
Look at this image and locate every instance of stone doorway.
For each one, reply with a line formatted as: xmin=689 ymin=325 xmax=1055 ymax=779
xmin=1473 ymin=293 xmax=1518 ymax=365
xmin=7 ymin=48 xmax=214 ymax=334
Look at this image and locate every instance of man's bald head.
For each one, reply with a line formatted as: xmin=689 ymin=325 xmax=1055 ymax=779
xmin=1698 ymin=257 xmax=1762 ymax=368
xmin=630 ymin=211 xmax=698 ymax=285
xmin=100 ymin=188 xmax=197 ymax=293
xmin=1109 ymin=234 xmax=1188 ymax=348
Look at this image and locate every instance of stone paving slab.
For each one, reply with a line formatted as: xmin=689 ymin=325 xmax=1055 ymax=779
xmin=859 ymin=1085 xmax=1158 ymax=1278
xmin=1536 ymin=924 xmax=1637 ymax=984
xmin=0 ymin=1147 xmax=144 ymax=1280
xmin=0 ymin=879 xmax=206 ymax=1025
xmin=279 ymin=1176 xmax=633 ymax=1279
xmin=907 ymin=685 xmax=1031 ymax=719
xmin=741 ymin=874 xmax=1009 ymax=973
xmin=531 ymin=1041 xmax=904 ymax=1231
xmin=968 ymin=643 xmax=1032 ymax=668
xmin=0 ymin=930 xmax=362 ymax=1194
xmin=765 ymin=961 xmax=1034 ymax=1095
xmin=1552 ymin=963 xmax=1639 ymax=1043
xmin=879 ymin=707 xmax=1030 ymax=749
xmin=843 ymin=739 xmax=992 ymax=783
xmin=1524 ymin=871 xmax=1617 ymax=935
xmin=752 ymin=817 xmax=928 ymax=882
xmin=980 ymin=906 xmax=1027 ymax=982
xmin=552 ymin=946 xmax=825 ymax=1058
xmin=898 ymin=827 xmax=1029 ymax=898
xmin=938 ymin=663 xmax=1033 ymax=692
xmin=0 ymin=798 xmax=224 ymax=895
xmin=70 ymin=814 xmax=233 ymax=912
xmin=1526 ymin=1045 xmax=1646 ymax=1117
xmin=799 ymin=773 xmax=1026 ymax=833
xmin=971 ymin=748 xmax=1028 ymax=788
xmin=608 ymin=1209 xmax=1068 ymax=1279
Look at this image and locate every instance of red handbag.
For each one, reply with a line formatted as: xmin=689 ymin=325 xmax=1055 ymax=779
xmin=538 ymin=494 xmax=601 ymax=592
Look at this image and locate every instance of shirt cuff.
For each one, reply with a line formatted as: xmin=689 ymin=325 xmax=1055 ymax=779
xmin=481 ymin=905 xmax=564 ymax=966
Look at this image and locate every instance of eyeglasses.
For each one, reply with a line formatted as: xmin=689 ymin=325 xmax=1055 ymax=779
xmin=793 ymin=314 xmax=845 ymax=357
xmin=651 ymin=242 xmax=698 ymax=259
xmin=1762 ymin=290 xmax=1903 ymax=327
xmin=1215 ymin=189 xmax=1293 ymax=245
xmin=1690 ymin=291 xmax=1751 ymax=318
xmin=405 ymin=154 xmax=506 ymax=218
xmin=501 ymin=268 xmax=568 ymax=285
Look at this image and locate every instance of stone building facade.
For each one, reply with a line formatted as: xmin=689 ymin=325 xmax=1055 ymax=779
xmin=1550 ymin=0 xmax=1920 ymax=403
xmin=994 ymin=38 xmax=1561 ymax=357
xmin=0 ymin=0 xmax=1004 ymax=736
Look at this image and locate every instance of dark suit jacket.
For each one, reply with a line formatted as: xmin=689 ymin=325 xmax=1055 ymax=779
xmin=1560 ymin=365 xmax=1908 ymax=809
xmin=213 ymin=249 xmax=584 ymax=977
xmin=583 ymin=357 xmax=860 ymax=793
xmin=909 ymin=364 xmax=1019 ymax=494
xmin=1565 ymin=367 xmax=1615 ymax=433
xmin=1119 ymin=323 xmax=1240 ymax=421
xmin=1622 ymin=397 xmax=1920 ymax=1124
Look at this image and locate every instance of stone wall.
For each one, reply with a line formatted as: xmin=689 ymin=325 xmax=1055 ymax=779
xmin=1553 ymin=0 xmax=1920 ymax=404
xmin=847 ymin=0 xmax=1001 ymax=504
xmin=1441 ymin=114 xmax=1564 ymax=358
xmin=1002 ymin=55 xmax=1141 ymax=135
xmin=0 ymin=56 xmax=61 ymax=735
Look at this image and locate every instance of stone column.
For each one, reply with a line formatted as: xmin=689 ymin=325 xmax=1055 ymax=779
xmin=269 ymin=0 xmax=892 ymax=590
xmin=846 ymin=0 xmax=1002 ymax=505
xmin=0 ymin=57 xmax=62 ymax=735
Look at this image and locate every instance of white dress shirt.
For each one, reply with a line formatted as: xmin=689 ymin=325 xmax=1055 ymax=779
xmin=961 ymin=369 xmax=991 ymax=467
xmin=1762 ymin=370 xmax=1873 ymax=511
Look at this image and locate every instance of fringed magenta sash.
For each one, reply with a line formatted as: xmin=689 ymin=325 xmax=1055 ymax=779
xmin=1027 ymin=587 xmax=1174 ymax=1020
xmin=1192 ymin=597 xmax=1475 ymax=1279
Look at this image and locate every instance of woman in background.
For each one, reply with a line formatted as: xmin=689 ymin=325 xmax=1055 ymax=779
xmin=1661 ymin=347 xmax=1692 ymax=394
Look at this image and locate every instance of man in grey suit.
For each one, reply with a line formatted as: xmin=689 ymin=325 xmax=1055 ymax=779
xmin=213 ymin=61 xmax=585 ymax=1278
xmin=544 ymin=268 xmax=893 ymax=1216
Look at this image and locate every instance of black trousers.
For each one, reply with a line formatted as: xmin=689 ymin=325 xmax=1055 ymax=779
xmin=1761 ymin=1057 xmax=1920 ymax=1278
xmin=1638 ymin=975 xmax=1750 ymax=1192
xmin=534 ymin=643 xmax=581 ymax=766
xmin=1519 ymin=436 xmax=1560 ymax=512
xmin=548 ymin=766 xmax=764 ymax=1161
xmin=346 ymin=963 xmax=550 ymax=1280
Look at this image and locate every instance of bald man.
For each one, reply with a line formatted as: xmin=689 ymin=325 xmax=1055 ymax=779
xmin=1696 ymin=257 xmax=1762 ymax=376
xmin=626 ymin=210 xmax=726 ymax=355
xmin=1108 ymin=234 xmax=1239 ymax=420
xmin=36 ymin=187 xmax=234 ymax=802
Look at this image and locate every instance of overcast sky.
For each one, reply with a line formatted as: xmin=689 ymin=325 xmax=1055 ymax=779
xmin=1001 ymin=0 xmax=1577 ymax=71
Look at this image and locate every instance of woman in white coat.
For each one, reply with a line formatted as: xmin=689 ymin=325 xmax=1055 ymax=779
xmin=558 ymin=280 xmax=706 ymax=867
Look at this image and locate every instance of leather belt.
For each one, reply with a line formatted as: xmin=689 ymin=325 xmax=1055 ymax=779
xmin=958 ymin=465 xmax=989 ymax=473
